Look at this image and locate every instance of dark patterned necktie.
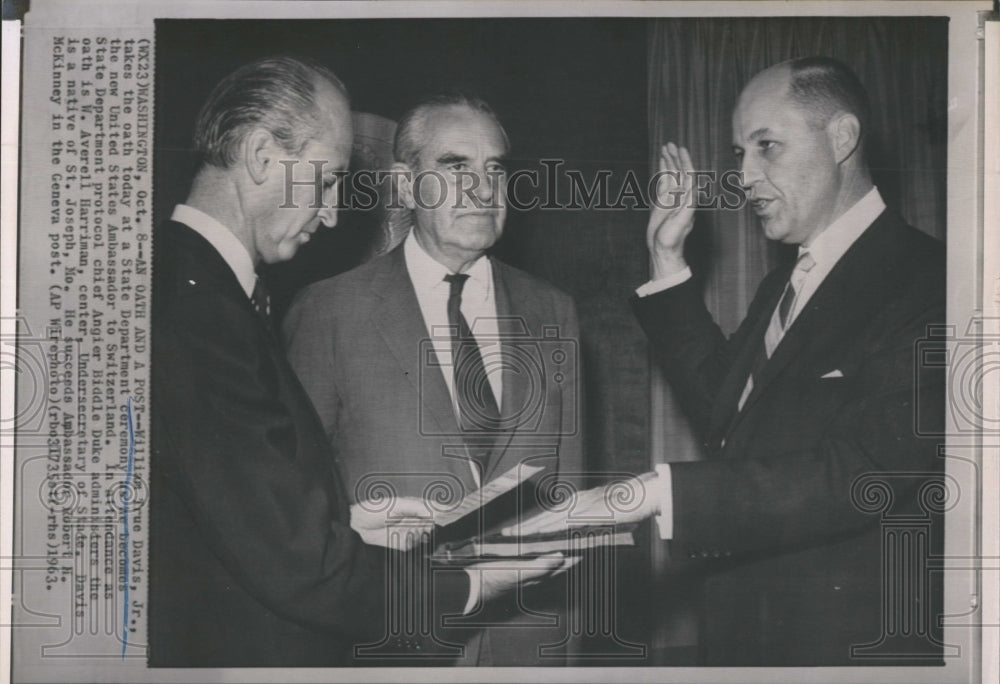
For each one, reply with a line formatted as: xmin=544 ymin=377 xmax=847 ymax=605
xmin=444 ymin=273 xmax=500 ymax=476
xmin=250 ymin=277 xmax=272 ymax=331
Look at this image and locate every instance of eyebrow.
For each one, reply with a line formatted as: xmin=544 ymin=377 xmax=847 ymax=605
xmin=747 ymin=127 xmax=773 ymax=141
xmin=435 ymin=153 xmax=469 ymax=166
xmin=434 ymin=153 xmax=508 ymax=166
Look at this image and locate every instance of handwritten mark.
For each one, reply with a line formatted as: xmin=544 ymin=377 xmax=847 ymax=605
xmin=121 ymin=396 xmax=134 ymax=658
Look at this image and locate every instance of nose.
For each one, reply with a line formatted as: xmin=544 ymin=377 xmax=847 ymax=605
xmin=317 ymin=205 xmax=338 ymax=229
xmin=739 ymin=154 xmax=763 ymax=191
xmin=317 ymin=182 xmax=339 ymax=228
xmin=476 ymin=168 xmax=503 ymax=208
xmin=471 ymin=170 xmax=493 ymax=205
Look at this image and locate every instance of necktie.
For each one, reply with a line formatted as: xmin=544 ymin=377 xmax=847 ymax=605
xmin=444 ymin=273 xmax=500 ymax=476
xmin=776 ymin=251 xmax=816 ymax=330
xmin=737 ymin=251 xmax=815 ymax=413
xmin=250 ymin=277 xmax=272 ymax=331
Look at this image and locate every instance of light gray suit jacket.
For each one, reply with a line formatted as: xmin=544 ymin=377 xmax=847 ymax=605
xmin=283 ymin=244 xmax=583 ymax=503
xmin=282 ymin=245 xmax=585 ymax=665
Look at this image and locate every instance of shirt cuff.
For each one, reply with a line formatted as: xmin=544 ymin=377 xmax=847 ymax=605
xmin=635 ymin=267 xmax=693 ymax=297
xmin=462 ymin=569 xmax=481 ymax=614
xmin=652 ymin=464 xmax=674 ymax=540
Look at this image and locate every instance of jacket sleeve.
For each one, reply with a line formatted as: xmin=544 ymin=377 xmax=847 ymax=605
xmin=669 ymin=291 xmax=945 ymax=556
xmin=630 ymin=272 xmax=785 ymax=439
xmin=154 ymin=288 xmax=469 ymax=639
xmin=632 ymin=263 xmax=945 ymax=558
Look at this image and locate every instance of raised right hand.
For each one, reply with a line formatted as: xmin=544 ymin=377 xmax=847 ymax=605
xmin=647 ymin=142 xmax=697 ymax=279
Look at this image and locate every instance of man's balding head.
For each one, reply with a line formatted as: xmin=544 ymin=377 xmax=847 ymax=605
xmin=739 ymin=57 xmax=870 ymax=164
xmin=732 ymin=57 xmax=873 ymax=246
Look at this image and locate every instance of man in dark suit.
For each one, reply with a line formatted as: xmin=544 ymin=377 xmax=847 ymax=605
xmin=150 ymin=58 xmax=563 ymax=668
xmin=283 ymin=94 xmax=583 ymax=665
xmin=513 ymin=57 xmax=945 ymax=666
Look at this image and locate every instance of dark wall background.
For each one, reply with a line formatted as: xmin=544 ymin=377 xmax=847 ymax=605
xmin=155 ymin=19 xmax=655 ymax=660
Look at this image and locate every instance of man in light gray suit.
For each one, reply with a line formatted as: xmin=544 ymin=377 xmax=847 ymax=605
xmin=283 ymin=94 xmax=584 ymax=665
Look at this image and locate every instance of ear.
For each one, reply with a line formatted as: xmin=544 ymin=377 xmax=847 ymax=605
xmin=243 ymin=128 xmax=277 ymax=185
xmin=828 ymin=112 xmax=862 ymax=165
xmin=392 ymin=161 xmax=417 ymax=210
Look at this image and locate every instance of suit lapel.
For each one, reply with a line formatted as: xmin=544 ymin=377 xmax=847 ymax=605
xmin=483 ymin=259 xmax=530 ymax=481
xmin=370 ymin=247 xmax=461 ymax=437
xmin=493 ymin=260 xmax=532 ymax=427
xmin=368 ymin=250 xmax=536 ymax=485
xmin=723 ymin=211 xmax=898 ymax=440
xmin=165 ymin=221 xmax=252 ymax=307
xmin=708 ymin=268 xmax=789 ymax=441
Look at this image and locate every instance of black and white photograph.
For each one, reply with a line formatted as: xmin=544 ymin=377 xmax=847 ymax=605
xmin=2 ymin=2 xmax=996 ymax=683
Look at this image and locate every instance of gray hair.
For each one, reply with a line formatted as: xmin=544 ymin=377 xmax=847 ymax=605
xmin=393 ymin=93 xmax=510 ymax=168
xmin=194 ymin=56 xmax=349 ymax=168
xmin=787 ymin=56 xmax=870 ymax=157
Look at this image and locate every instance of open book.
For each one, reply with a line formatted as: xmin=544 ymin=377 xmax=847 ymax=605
xmin=428 ymin=464 xmax=636 ymax=565
xmin=434 ymin=525 xmax=636 ymax=564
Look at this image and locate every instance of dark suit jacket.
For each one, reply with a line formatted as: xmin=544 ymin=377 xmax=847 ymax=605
xmin=283 ymin=244 xmax=584 ymax=664
xmin=632 ymin=210 xmax=946 ymax=666
xmin=149 ymin=221 xmax=469 ymax=667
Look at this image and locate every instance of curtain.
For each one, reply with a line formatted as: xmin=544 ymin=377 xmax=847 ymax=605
xmin=645 ymin=17 xmax=949 ymax=658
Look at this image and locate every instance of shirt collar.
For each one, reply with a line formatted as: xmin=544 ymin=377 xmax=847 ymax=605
xmin=403 ymin=229 xmax=492 ymax=300
xmin=800 ymin=186 xmax=886 ymax=268
xmin=172 ymin=204 xmax=257 ymax=298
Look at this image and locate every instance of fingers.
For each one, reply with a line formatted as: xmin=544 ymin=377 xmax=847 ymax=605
xmin=519 ymin=551 xmax=566 ymax=578
xmin=552 ymin=555 xmax=583 ymax=577
xmin=678 ymin=144 xmax=692 ymax=169
xmin=350 ymin=497 xmax=434 ymax=530
xmin=503 ymin=510 xmax=569 ymax=538
xmin=386 ymin=496 xmax=434 ymax=521
xmin=659 ymin=142 xmax=693 ymax=178
xmin=471 ymin=552 xmax=565 ymax=575
xmin=357 ymin=523 xmax=433 ymax=550
xmin=471 ymin=552 xmax=566 ymax=603
xmin=652 ymin=142 xmax=694 ymax=209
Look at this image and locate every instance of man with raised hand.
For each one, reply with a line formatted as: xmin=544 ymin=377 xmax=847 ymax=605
xmin=511 ymin=56 xmax=945 ymax=666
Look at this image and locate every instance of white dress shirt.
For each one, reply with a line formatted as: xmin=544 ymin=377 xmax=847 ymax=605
xmin=172 ymin=204 xmax=258 ymax=299
xmin=404 ymin=230 xmax=504 ymax=420
xmin=404 ymin=230 xmax=510 ymax=613
xmin=637 ymin=187 xmax=887 ymax=539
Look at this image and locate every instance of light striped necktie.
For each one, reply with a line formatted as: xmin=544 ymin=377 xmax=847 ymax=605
xmin=777 ymin=251 xmax=816 ymax=331
xmin=765 ymin=251 xmax=816 ymax=358
xmin=737 ymin=251 xmax=815 ymax=413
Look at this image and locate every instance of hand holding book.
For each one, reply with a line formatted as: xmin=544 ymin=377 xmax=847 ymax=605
xmin=349 ymin=496 xmax=435 ymax=551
